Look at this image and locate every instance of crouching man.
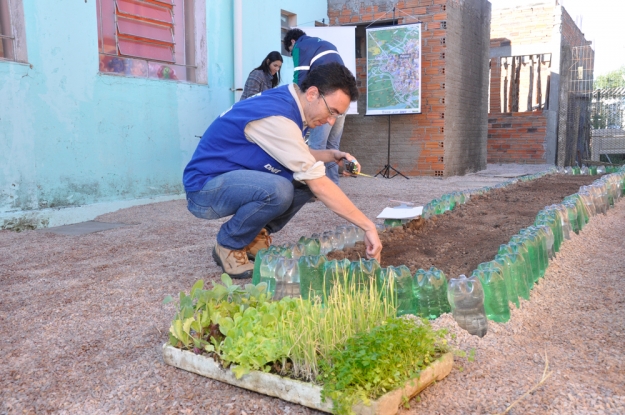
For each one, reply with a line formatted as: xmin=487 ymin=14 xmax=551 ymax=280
xmin=183 ymin=63 xmax=382 ymax=278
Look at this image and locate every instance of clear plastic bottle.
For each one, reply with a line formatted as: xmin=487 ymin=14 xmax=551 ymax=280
xmin=319 ymin=234 xmax=334 ymax=255
xmin=447 ymin=274 xmax=488 ymax=337
xmin=562 ymin=201 xmax=580 ymax=235
xmin=274 ymin=257 xmax=300 ymax=300
xmin=259 ymin=254 xmax=280 ymax=296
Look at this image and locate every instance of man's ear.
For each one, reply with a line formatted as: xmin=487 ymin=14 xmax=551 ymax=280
xmin=305 ymin=86 xmax=319 ymax=102
xmin=291 ymin=39 xmax=296 ymax=48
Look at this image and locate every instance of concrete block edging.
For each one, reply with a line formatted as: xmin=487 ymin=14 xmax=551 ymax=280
xmin=162 ymin=344 xmax=454 ymax=415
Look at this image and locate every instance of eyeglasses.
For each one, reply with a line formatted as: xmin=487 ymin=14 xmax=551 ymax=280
xmin=319 ymin=93 xmax=346 ymax=119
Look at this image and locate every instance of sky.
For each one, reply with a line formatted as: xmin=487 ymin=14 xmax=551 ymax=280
xmin=489 ymin=0 xmax=625 ymax=76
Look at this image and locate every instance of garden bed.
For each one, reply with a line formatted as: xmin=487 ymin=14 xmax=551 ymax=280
xmin=162 ymin=344 xmax=453 ymax=415
xmin=162 ymin=172 xmax=623 ymax=414
xmin=329 ymin=174 xmax=599 ymax=278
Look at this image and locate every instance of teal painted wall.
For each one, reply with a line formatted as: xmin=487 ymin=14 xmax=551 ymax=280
xmin=0 ymin=0 xmax=326 ymax=229
xmin=240 ymin=1 xmax=329 ymax=86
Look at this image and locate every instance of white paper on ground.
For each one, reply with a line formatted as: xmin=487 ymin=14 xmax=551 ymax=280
xmin=377 ymin=205 xmax=423 ymax=219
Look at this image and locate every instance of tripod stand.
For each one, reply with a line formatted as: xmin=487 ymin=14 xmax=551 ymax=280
xmin=375 ymin=115 xmax=409 ymax=179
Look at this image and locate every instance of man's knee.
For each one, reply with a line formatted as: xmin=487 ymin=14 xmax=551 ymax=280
xmin=271 ymin=179 xmax=296 ymax=209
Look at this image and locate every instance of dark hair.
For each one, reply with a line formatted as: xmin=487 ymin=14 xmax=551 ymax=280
xmin=255 ymin=51 xmax=283 ymax=88
xmin=300 ymin=62 xmax=359 ymax=102
xmin=283 ymin=28 xmax=306 ymax=52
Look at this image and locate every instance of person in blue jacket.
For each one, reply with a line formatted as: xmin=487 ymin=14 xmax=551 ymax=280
xmin=183 ymin=63 xmax=382 ymax=279
xmin=283 ymin=28 xmax=348 ymax=185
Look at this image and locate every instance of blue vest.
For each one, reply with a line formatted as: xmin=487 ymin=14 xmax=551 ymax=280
xmin=292 ymin=35 xmax=344 ymax=85
xmin=183 ymin=85 xmax=304 ymax=192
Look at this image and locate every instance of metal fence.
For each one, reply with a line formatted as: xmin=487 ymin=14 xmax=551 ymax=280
xmin=557 ymin=45 xmax=594 ymax=167
xmin=590 ymin=87 xmax=625 ymax=162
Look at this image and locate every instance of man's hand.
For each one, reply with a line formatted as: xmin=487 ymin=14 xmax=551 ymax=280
xmin=364 ymin=228 xmax=382 ymax=262
xmin=333 ymin=151 xmax=360 ymax=175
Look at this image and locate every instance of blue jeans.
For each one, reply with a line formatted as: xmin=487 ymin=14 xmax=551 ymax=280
xmin=308 ymin=116 xmax=345 ymax=185
xmin=185 ymin=170 xmax=313 ymax=250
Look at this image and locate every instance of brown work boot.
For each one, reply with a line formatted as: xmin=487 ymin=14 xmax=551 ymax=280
xmin=244 ymin=228 xmax=273 ymax=260
xmin=212 ymin=244 xmax=254 ymax=279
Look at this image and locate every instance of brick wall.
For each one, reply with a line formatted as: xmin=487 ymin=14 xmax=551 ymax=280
xmin=560 ymin=7 xmax=590 ymax=48
xmin=328 ymin=0 xmax=490 ymax=177
xmin=488 ymin=112 xmax=548 ymax=163
xmin=490 ymin=3 xmax=555 ymax=45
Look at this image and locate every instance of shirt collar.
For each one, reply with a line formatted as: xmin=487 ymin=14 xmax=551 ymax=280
xmin=288 ymin=83 xmax=307 ymax=128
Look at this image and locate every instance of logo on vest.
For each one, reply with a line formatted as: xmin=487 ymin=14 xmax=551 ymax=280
xmin=264 ymin=164 xmax=281 ymax=174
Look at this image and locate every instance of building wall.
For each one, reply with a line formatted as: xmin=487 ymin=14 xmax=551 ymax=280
xmin=487 ymin=112 xmax=548 ymax=163
xmin=488 ymin=1 xmax=559 ymax=164
xmin=490 ymin=2 xmax=554 ymax=46
xmin=443 ymin=0 xmax=491 ymax=176
xmin=487 ymin=2 xmax=592 ymax=166
xmin=328 ymin=0 xmax=490 ymax=177
xmin=0 ymin=0 xmax=326 ymax=229
xmin=560 ymin=7 xmax=589 ymax=48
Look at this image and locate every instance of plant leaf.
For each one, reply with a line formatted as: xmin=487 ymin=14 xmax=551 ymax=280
xmin=221 ymin=273 xmax=233 ymax=287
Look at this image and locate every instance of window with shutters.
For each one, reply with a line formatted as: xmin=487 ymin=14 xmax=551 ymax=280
xmin=96 ymin=0 xmax=206 ymax=84
xmin=280 ymin=11 xmax=296 ymax=56
xmin=0 ymin=0 xmax=27 ymax=63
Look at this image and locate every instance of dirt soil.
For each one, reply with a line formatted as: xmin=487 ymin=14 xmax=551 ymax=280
xmin=1 ymin=164 xmax=624 ymax=414
xmin=330 ymin=175 xmax=598 ymax=278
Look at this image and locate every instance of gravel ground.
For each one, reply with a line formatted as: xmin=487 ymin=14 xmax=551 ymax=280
xmin=1 ymin=164 xmax=623 ymax=415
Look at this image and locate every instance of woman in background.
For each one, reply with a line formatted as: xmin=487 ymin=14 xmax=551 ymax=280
xmin=240 ymin=51 xmax=283 ymax=100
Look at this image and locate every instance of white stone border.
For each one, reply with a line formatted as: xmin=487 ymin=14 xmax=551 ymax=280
xmin=162 ymin=344 xmax=453 ymax=415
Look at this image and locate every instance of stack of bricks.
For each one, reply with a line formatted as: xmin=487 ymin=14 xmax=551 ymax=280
xmin=328 ymin=0 xmax=490 ymax=177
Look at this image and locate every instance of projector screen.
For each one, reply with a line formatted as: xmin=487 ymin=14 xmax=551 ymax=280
xmin=366 ymin=23 xmax=422 ymax=115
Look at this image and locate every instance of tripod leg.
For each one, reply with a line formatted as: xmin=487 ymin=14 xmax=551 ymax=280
xmin=389 ymin=165 xmax=410 ymax=179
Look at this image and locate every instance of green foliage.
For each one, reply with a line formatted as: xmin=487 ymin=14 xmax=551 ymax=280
xmin=166 ymin=274 xmax=271 ymax=352
xmin=319 ymin=317 xmax=448 ymax=415
xmin=279 ymin=265 xmax=396 ymax=382
xmin=166 ymin=275 xmax=303 ymax=378
xmin=215 ymin=297 xmax=298 ymax=378
xmin=594 ymin=66 xmax=625 ymax=89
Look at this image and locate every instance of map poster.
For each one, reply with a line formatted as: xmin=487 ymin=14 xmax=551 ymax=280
xmin=366 ymin=23 xmax=422 ymax=115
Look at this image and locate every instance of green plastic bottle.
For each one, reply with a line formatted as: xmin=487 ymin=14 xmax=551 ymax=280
xmin=381 ymin=265 xmax=415 ymax=316
xmin=509 ymin=241 xmax=535 ymax=292
xmin=297 ymin=236 xmax=321 ymax=256
xmin=383 ymin=219 xmax=403 ymax=228
xmin=252 ymin=248 xmax=268 ymax=285
xmin=298 ymin=255 xmax=327 ymax=300
xmin=413 ymin=267 xmax=451 ymax=319
xmin=475 ymin=267 xmax=510 ymax=323
xmin=510 ymin=235 xmax=539 ymax=284
xmin=348 ymin=258 xmax=382 ymax=290
xmin=322 ymin=258 xmax=351 ymax=299
xmin=494 ymin=255 xmax=519 ymax=308
xmin=520 ymin=228 xmax=547 ymax=278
